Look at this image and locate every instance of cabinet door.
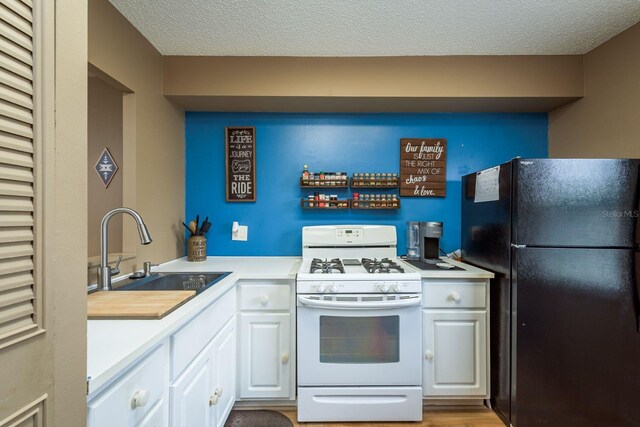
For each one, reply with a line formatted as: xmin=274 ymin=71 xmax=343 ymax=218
xmin=423 ymin=310 xmax=487 ymax=397
xmin=211 ymin=319 xmax=236 ymax=427
xmin=170 ymin=342 xmax=213 ymax=427
xmin=137 ymin=399 xmax=165 ymax=427
xmin=239 ymin=313 xmax=291 ymax=399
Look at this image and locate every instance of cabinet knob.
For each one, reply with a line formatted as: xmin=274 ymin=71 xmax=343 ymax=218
xmin=448 ymin=292 xmax=461 ymax=303
xmin=131 ymin=389 xmax=150 ymax=408
xmin=425 ymin=350 xmax=434 ymax=361
xmin=259 ymin=295 xmax=270 ymax=306
xmin=209 ymin=388 xmax=222 ymax=406
xmin=281 ymin=353 xmax=289 ymax=364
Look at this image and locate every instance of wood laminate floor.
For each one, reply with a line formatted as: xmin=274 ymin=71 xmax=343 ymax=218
xmin=278 ymin=407 xmax=505 ymax=427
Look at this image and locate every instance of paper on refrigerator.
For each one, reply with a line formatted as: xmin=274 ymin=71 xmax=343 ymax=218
xmin=474 ymin=165 xmax=500 ymax=203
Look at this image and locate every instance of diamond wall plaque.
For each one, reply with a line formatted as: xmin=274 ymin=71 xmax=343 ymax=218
xmin=94 ymin=147 xmax=119 ymax=188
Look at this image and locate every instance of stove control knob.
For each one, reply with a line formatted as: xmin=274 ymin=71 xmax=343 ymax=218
xmin=330 ymin=284 xmax=339 ymax=293
xmin=317 ymin=284 xmax=326 ymax=293
xmin=392 ymin=284 xmax=401 ymax=292
xmin=379 ymin=284 xmax=389 ymax=293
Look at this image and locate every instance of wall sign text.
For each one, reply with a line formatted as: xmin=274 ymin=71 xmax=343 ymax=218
xmin=400 ymin=138 xmax=447 ymax=197
xmin=225 ymin=127 xmax=256 ymax=202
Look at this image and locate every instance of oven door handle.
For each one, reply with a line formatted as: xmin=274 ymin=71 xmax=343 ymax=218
xmin=297 ymin=295 xmax=422 ymax=310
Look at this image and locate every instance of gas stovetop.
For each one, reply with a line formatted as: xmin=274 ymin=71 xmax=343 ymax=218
xmin=308 ymin=257 xmax=406 ymax=274
xmin=297 ymin=257 xmax=420 ymax=294
xmin=297 ymin=225 xmax=421 ymax=293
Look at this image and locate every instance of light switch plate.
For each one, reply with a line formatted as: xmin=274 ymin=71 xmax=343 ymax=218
xmin=232 ymin=225 xmax=248 ymax=241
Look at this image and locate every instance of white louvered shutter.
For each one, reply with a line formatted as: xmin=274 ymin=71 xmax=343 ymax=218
xmin=0 ymin=0 xmax=37 ymax=342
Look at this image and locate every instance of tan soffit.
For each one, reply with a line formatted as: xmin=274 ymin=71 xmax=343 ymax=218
xmin=163 ymin=55 xmax=583 ymax=112
xmin=109 ymin=0 xmax=640 ymax=56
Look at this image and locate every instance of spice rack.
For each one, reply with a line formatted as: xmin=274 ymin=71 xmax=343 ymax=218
xmin=301 ymin=198 xmax=350 ymax=209
xmin=300 ymin=177 xmax=348 ymax=188
xmin=350 ymin=173 xmax=399 ymax=189
xmin=299 ymin=167 xmax=401 ymax=211
xmin=351 ymin=195 xmax=400 ymax=210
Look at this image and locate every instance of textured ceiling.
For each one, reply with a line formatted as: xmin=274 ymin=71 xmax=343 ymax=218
xmin=108 ymin=0 xmax=640 ymax=56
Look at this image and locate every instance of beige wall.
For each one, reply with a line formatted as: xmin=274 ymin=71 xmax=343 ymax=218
xmin=549 ymin=22 xmax=640 ymax=158
xmin=53 ymin=0 xmax=88 ymax=425
xmin=164 ymin=55 xmax=584 ymax=112
xmin=88 ymin=76 xmax=124 ymax=257
xmin=88 ymin=0 xmax=186 ymax=276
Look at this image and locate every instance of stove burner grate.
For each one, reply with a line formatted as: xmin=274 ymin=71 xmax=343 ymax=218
xmin=310 ymin=258 xmax=345 ymax=274
xmin=361 ymin=257 xmax=405 ymax=274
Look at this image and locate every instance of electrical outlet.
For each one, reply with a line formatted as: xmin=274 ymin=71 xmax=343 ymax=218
xmin=232 ymin=225 xmax=248 ymax=241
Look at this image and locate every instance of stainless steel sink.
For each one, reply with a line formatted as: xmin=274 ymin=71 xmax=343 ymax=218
xmin=111 ymin=272 xmax=231 ymax=295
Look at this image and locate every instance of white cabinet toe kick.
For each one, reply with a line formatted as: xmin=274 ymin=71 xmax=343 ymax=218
xmin=297 ymin=387 xmax=423 ymax=422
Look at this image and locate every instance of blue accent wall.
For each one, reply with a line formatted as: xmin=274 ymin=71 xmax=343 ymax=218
xmin=186 ymin=113 xmax=548 ymax=256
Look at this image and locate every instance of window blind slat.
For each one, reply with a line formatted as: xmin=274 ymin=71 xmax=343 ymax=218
xmin=0 ymin=98 xmax=31 ymax=124
xmin=0 ymin=1 xmax=32 ymax=24
xmin=0 ymin=180 xmax=33 ymax=197
xmin=0 ymin=5 xmax=31 ymax=38
xmin=0 ymin=227 xmax=32 ymax=243
xmin=0 ymin=0 xmax=34 ymax=343
xmin=0 ymin=195 xmax=32 ymax=211
xmin=0 ymin=145 xmax=33 ymax=167
xmin=0 ymin=270 xmax=31 ymax=292
xmin=0 ymin=212 xmax=31 ymax=227
xmin=0 ymin=300 xmax=33 ymax=336
xmin=0 ymin=114 xmax=32 ymax=138
xmin=0 ymin=35 xmax=31 ymax=67
xmin=0 ymin=130 xmax=31 ymax=153
xmin=0 ymin=19 xmax=31 ymax=51
xmin=0 ymin=82 xmax=31 ymax=109
xmin=0 ymin=284 xmax=32 ymax=308
xmin=0 ymin=256 xmax=33 ymax=276
xmin=0 ymin=61 xmax=31 ymax=91
xmin=0 ymin=163 xmax=33 ymax=184
xmin=0 ymin=241 xmax=31 ymax=260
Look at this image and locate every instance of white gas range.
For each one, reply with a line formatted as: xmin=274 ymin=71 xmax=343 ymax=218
xmin=296 ymin=225 xmax=423 ymax=423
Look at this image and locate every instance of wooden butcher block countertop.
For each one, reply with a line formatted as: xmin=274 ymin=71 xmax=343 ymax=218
xmin=88 ymin=290 xmax=196 ymax=319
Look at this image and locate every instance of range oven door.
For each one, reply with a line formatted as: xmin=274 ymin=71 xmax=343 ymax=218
xmin=297 ymin=294 xmax=422 ymax=386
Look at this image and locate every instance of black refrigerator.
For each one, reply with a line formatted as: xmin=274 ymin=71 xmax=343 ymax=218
xmin=461 ymin=158 xmax=640 ymax=427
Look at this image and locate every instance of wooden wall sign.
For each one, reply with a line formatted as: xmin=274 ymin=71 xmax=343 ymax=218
xmin=225 ymin=127 xmax=256 ymax=202
xmin=400 ymin=138 xmax=447 ymax=197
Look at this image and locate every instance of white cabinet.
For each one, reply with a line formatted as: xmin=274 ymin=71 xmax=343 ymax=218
xmin=423 ymin=310 xmax=487 ymax=396
xmin=170 ymin=340 xmax=214 ymax=427
xmin=211 ymin=318 xmax=236 ymax=425
xmin=87 ymin=343 xmax=169 ymax=427
xmin=238 ymin=312 xmax=291 ymax=399
xmin=236 ymin=280 xmax=295 ymax=401
xmin=170 ymin=318 xmax=236 ymax=427
xmin=422 ymin=279 xmax=489 ymax=399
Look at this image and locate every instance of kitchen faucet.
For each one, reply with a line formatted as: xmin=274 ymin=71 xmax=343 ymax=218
xmin=98 ymin=207 xmax=152 ymax=291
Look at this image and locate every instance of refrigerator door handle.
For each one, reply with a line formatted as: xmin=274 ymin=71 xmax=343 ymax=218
xmin=634 ymin=251 xmax=640 ymax=333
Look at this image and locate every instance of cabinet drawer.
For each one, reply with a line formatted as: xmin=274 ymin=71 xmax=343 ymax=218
xmin=171 ymin=288 xmax=236 ymax=380
xmin=239 ymin=284 xmax=290 ymax=311
xmin=422 ymin=280 xmax=486 ymax=309
xmin=87 ymin=344 xmax=168 ymax=427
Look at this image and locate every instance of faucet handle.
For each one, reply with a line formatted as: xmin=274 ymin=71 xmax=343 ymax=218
xmin=110 ymin=255 xmax=122 ymax=276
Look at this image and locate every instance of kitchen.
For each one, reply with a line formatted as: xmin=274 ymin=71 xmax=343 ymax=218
xmin=1 ymin=1 xmax=639 ymax=426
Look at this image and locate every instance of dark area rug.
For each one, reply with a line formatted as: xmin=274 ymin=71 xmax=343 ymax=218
xmin=224 ymin=410 xmax=294 ymax=427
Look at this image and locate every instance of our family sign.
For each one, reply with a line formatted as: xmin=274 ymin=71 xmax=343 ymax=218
xmin=400 ymin=138 xmax=447 ymax=197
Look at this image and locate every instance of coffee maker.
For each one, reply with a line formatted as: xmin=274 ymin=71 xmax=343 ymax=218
xmin=406 ymin=221 xmax=443 ymax=263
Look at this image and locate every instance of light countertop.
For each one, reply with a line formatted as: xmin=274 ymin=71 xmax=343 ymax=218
xmin=399 ymin=257 xmax=495 ymax=279
xmin=155 ymin=256 xmax=301 ymax=279
xmin=87 ymin=255 xmax=491 ymax=397
xmin=87 ymin=256 xmax=300 ymax=397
